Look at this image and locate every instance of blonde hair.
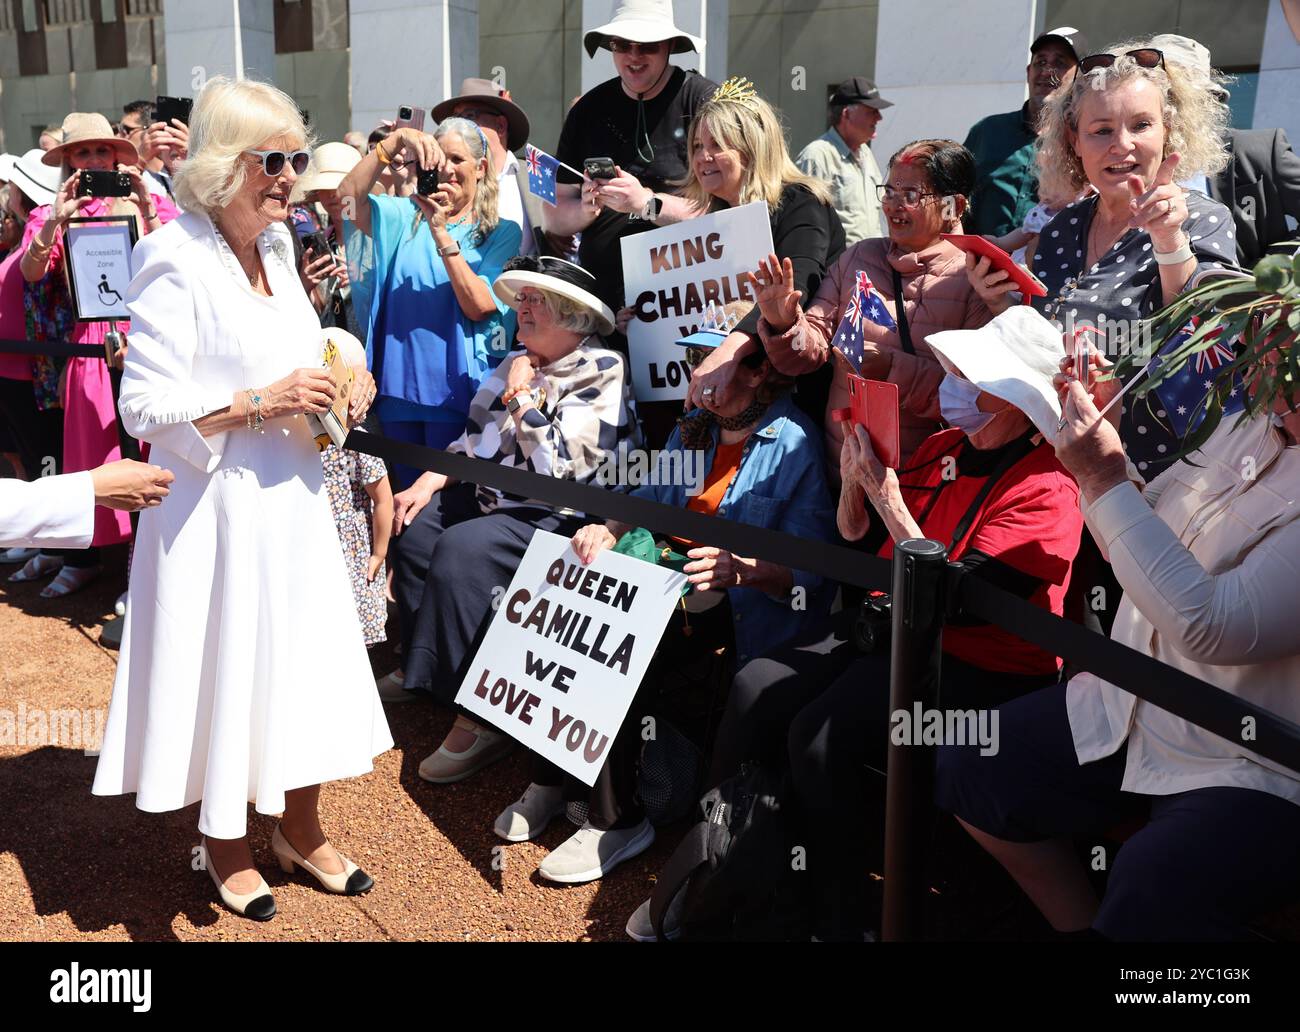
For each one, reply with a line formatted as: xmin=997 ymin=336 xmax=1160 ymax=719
xmin=432 ymin=117 xmax=498 ymax=246
xmin=1036 ymin=37 xmax=1230 ymax=202
xmin=173 ymin=76 xmax=314 ymax=218
xmin=680 ymin=92 xmax=832 ymax=213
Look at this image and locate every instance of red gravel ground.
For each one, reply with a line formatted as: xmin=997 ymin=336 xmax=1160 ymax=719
xmin=0 ymin=545 xmax=677 ymax=942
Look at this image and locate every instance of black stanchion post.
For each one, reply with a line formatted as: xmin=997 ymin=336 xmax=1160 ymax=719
xmin=881 ymin=537 xmax=948 ymax=942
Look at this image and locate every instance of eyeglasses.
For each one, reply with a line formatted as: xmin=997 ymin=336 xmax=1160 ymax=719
xmin=876 ymin=184 xmax=940 ymax=207
xmin=116 ymin=122 xmax=147 ymax=139
xmin=515 ymin=290 xmax=547 ymax=308
xmin=608 ymin=39 xmax=666 ymax=56
xmin=1078 ymin=48 xmax=1164 ymax=75
xmin=246 ymin=149 xmax=311 ymax=177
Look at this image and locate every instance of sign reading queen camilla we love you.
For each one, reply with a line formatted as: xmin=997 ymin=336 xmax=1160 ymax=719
xmin=621 ymin=201 xmax=775 ymax=402
xmin=454 ymin=531 xmax=688 ymax=786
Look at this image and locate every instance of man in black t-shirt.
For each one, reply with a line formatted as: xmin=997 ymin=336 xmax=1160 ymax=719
xmin=546 ymin=2 xmax=717 ymax=318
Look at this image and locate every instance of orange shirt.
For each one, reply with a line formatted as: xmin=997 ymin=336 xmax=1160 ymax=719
xmin=672 ymin=438 xmax=747 ymax=550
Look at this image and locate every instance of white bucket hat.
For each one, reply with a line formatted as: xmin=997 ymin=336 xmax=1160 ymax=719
xmin=584 ymin=0 xmax=704 ymax=58
xmin=494 ymin=256 xmax=616 ymax=336
xmin=10 ymin=148 xmax=63 ymax=208
xmin=294 ymin=142 xmax=362 ymax=199
xmin=925 ymin=306 xmax=1066 ymax=442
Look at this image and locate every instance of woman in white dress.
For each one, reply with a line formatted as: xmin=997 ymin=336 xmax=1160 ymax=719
xmin=92 ymin=77 xmax=394 ymax=921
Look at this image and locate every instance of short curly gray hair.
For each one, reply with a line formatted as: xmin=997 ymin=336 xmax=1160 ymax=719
xmin=173 ymin=76 xmax=315 ymax=218
xmin=1035 ymin=37 xmax=1230 ymax=204
xmin=538 ymin=289 xmax=605 ymax=336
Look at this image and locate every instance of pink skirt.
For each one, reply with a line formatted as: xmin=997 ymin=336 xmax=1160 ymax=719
xmin=63 ymin=321 xmax=131 ymax=546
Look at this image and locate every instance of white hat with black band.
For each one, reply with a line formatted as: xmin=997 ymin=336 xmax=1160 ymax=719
xmin=494 ymin=256 xmax=616 ymax=336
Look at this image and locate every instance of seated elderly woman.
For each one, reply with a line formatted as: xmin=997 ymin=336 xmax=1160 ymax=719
xmin=737 ymin=138 xmax=991 ymax=470
xmin=937 ymin=339 xmax=1300 ymax=942
xmin=378 ymin=256 xmax=641 ymax=783
xmin=641 ymin=306 xmax=1085 ymax=941
xmin=494 ymin=300 xmax=835 ymax=886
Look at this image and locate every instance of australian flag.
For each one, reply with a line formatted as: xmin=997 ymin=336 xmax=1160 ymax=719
xmin=1152 ymin=316 xmax=1245 ymax=438
xmin=525 ymin=144 xmax=559 ymax=206
xmin=832 ymin=270 xmax=896 ymax=372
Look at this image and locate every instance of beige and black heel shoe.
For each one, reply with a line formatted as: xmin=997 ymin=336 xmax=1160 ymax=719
xmin=272 ymin=824 xmax=374 ymax=896
xmin=202 ymin=838 xmax=276 ymax=921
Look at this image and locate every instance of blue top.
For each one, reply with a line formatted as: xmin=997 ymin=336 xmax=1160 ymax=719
xmin=631 ymin=393 xmax=835 ymax=666
xmin=363 ymin=194 xmax=521 ymax=424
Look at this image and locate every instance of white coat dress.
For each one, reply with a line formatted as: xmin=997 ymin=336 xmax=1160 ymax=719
xmin=92 ymin=211 xmax=393 ymax=838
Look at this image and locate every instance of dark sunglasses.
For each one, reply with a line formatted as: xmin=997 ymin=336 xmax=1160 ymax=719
xmin=608 ymin=39 xmax=666 ymax=55
xmin=684 ymin=345 xmax=712 ymax=368
xmin=246 ymin=149 xmax=311 ymax=176
xmin=1078 ymin=48 xmax=1164 ymax=75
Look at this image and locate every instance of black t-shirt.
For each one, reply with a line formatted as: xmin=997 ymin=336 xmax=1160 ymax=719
xmin=556 ymin=66 xmax=717 ymax=311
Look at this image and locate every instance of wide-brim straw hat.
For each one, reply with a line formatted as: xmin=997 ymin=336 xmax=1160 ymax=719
xmin=294 ymin=142 xmax=362 ymax=198
xmin=11 ymin=148 xmax=63 ymax=207
xmin=432 ymin=78 xmax=531 ymax=152
xmin=925 ymin=305 xmax=1066 ymax=442
xmin=583 ymin=0 xmax=704 ymax=58
xmin=42 ymin=112 xmax=138 ymax=167
xmin=494 ymin=256 xmax=616 ymax=336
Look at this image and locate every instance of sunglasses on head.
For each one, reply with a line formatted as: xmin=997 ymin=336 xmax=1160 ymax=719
xmin=246 ymin=149 xmax=311 ymax=176
xmin=1078 ymin=48 xmax=1164 ymax=75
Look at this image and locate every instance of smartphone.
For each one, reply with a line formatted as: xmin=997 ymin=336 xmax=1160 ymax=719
xmin=302 ymin=230 xmax=336 ymax=260
xmin=941 ymin=233 xmax=1048 ymax=301
xmin=415 ymin=167 xmax=441 ymax=196
xmin=395 ymin=105 xmax=426 ymax=132
xmin=584 ymin=157 xmax=617 ymax=181
xmin=154 ymin=95 xmax=193 ymax=127
xmin=77 ymin=170 xmax=132 ymax=198
xmin=833 ymin=376 xmax=901 ymax=468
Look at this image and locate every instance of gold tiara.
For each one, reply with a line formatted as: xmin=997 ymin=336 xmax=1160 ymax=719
xmin=710 ymin=76 xmax=759 ymax=107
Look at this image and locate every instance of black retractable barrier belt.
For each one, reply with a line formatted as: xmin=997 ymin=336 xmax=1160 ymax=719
xmin=0 ymin=338 xmax=104 ymax=359
xmin=344 ymin=429 xmax=894 ymax=592
xmin=958 ymin=573 xmax=1300 ymax=776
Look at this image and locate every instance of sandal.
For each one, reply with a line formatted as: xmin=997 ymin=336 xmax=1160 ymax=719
xmin=8 ymin=554 xmax=63 ymax=582
xmin=40 ymin=565 xmax=101 ymax=598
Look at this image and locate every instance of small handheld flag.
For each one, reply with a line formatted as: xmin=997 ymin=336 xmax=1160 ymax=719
xmin=832 ymin=271 xmax=896 ymax=373
xmin=1153 ymin=317 xmax=1245 ymax=438
xmin=525 ymin=144 xmax=560 ymax=206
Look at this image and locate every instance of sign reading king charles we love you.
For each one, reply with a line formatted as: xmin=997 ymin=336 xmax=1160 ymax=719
xmin=621 ymin=200 xmax=774 ymax=401
xmin=454 ymin=530 xmax=689 ymax=786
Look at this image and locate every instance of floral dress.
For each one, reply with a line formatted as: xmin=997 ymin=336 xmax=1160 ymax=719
xmin=321 ymin=443 xmax=389 ymax=645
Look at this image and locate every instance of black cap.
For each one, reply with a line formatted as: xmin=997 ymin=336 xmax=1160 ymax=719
xmin=830 ymin=76 xmax=893 ymax=111
xmin=1031 ymin=26 xmax=1086 ymax=65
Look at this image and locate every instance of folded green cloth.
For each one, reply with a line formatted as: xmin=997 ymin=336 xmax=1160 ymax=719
xmin=612 ymin=527 xmax=691 ymax=596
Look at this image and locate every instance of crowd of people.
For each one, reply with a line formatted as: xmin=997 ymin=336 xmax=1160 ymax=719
xmin=2 ymin=0 xmax=1299 ymax=942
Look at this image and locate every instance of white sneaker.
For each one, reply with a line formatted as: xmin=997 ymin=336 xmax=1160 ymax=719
xmin=538 ymin=819 xmax=655 ymax=885
xmin=625 ymin=893 xmax=684 ymax=942
xmin=493 ymin=783 xmax=566 ymax=842
xmin=376 ymin=668 xmax=414 ymax=702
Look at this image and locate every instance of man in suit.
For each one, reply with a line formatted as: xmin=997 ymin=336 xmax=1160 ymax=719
xmin=1153 ymin=34 xmax=1300 ymax=267
xmin=0 ymin=459 xmax=172 ymax=549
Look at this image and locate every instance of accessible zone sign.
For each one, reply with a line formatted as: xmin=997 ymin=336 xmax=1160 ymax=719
xmin=454 ymin=530 xmax=689 ymax=785
xmin=621 ymin=201 xmax=774 ymax=402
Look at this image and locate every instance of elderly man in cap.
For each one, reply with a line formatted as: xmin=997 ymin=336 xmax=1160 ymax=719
xmin=434 ymin=77 xmax=539 ymax=256
xmin=1153 ymin=32 xmax=1300 ymax=268
xmin=796 ymin=76 xmax=892 ymax=244
xmin=544 ymin=0 xmax=717 ymax=320
xmin=963 ymin=26 xmax=1083 ymax=237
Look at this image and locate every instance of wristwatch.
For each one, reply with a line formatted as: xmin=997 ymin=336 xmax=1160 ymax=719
xmin=437 ymin=242 xmax=462 ymax=257
xmin=635 ymin=193 xmax=663 ymax=222
xmin=506 ymin=388 xmax=536 ymax=414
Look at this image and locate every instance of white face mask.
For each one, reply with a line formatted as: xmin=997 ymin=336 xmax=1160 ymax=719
xmin=939 ymin=373 xmax=995 ymax=436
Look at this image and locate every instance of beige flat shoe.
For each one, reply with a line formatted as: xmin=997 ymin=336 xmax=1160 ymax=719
xmin=272 ymin=824 xmax=374 ymax=895
xmin=202 ymin=838 xmax=276 ymax=921
xmin=417 ymin=716 xmax=515 ymax=784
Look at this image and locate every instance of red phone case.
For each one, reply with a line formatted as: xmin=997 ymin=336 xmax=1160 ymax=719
xmin=941 ymin=233 xmax=1048 ymax=301
xmin=832 ymin=376 xmax=901 ymax=468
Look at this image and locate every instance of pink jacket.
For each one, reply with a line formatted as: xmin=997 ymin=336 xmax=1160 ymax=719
xmin=758 ymin=237 xmax=991 ymax=464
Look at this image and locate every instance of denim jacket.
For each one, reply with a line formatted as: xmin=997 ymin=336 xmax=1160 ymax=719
xmin=631 ymin=393 xmax=835 ymax=666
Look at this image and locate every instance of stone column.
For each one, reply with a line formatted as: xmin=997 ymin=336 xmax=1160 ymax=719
xmin=162 ymin=0 xmax=276 ymax=96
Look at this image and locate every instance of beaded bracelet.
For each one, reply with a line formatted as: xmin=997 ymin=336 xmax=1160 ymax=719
xmin=245 ymin=388 xmax=265 ymax=433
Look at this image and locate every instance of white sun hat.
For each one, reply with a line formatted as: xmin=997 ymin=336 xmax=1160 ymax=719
xmin=494 ymin=255 xmax=616 ymax=336
xmin=925 ymin=305 xmax=1067 ymax=441
xmin=10 ymin=148 xmax=63 ymax=208
xmin=584 ymin=0 xmax=705 ymax=58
